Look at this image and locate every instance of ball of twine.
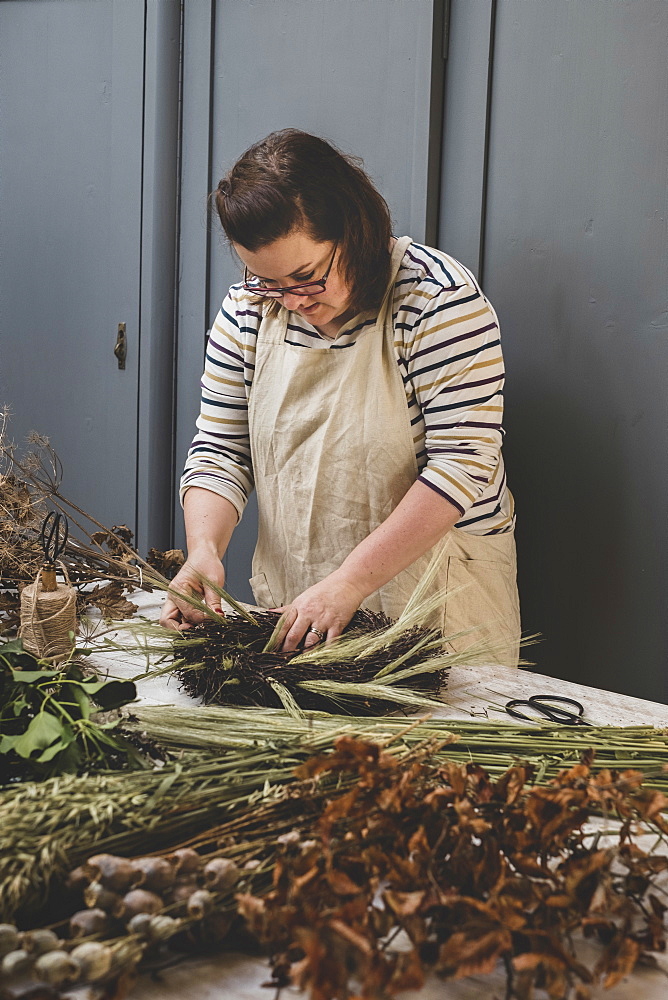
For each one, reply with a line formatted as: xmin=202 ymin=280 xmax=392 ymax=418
xmin=19 ymin=563 xmax=78 ymax=662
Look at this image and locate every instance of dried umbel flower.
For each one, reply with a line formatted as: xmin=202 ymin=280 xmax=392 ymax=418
xmin=21 ymin=929 xmax=61 ymax=955
xmin=83 ymin=881 xmax=120 ymax=913
xmin=86 ymin=854 xmax=136 ymax=893
xmin=1 ymin=949 xmax=31 ymax=978
xmin=115 ymin=889 xmax=163 ymax=922
xmin=69 ymin=908 xmax=109 ymax=939
xmin=187 ymin=889 xmax=214 ymax=920
xmin=0 ymin=925 xmax=19 ymax=958
xmin=70 ymin=941 xmax=113 ymax=982
xmin=131 ymin=857 xmax=175 ymax=893
xmin=169 ymin=848 xmax=202 ymax=876
xmin=203 ymin=857 xmax=240 ymax=893
xmin=34 ymin=950 xmax=80 ymax=987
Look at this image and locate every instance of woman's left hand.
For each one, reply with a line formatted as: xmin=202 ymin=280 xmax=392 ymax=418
xmin=274 ymin=571 xmax=366 ymax=651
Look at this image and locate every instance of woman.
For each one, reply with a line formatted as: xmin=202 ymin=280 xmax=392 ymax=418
xmin=161 ymin=129 xmax=520 ymax=666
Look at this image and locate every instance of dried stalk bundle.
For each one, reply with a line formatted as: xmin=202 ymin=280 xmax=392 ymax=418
xmin=0 ymin=411 xmax=181 ymax=630
xmin=175 ymin=606 xmax=450 ymax=715
xmin=126 ymin=703 xmax=668 ymax=794
xmin=1 ymin=738 xmax=667 ymax=1000
xmin=0 ymin=722 xmax=362 ymax=925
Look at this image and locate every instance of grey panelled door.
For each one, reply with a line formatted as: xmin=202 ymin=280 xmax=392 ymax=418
xmin=177 ymin=0 xmax=441 ymax=601
xmin=0 ymin=0 xmax=144 ymax=531
xmin=440 ymin=0 xmax=668 ymax=701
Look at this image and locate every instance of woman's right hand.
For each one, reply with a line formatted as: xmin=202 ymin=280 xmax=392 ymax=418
xmin=159 ymin=550 xmax=227 ymax=630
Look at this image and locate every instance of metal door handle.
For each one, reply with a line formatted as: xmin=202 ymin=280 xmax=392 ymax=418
xmin=114 ymin=323 xmax=127 ymax=370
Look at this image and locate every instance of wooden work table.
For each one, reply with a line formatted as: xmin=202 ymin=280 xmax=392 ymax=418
xmin=84 ymin=593 xmax=668 ymax=1000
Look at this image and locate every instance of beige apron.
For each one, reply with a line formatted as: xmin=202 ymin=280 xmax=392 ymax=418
xmin=247 ymin=236 xmax=521 ymax=668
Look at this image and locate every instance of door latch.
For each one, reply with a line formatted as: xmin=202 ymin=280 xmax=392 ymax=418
xmin=114 ymin=323 xmax=127 ymax=370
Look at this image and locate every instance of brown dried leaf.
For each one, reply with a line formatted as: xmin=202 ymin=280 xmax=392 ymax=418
xmin=383 ymin=889 xmax=426 ymax=918
xmin=86 ymin=581 xmax=138 ymax=620
xmin=389 ymin=948 xmax=424 ymax=991
xmin=494 ymin=764 xmax=529 ymax=804
xmin=91 ymin=524 xmax=135 ymax=558
xmin=146 ymin=546 xmax=185 ymax=579
xmin=437 ymin=928 xmax=512 ymax=978
xmin=601 ymin=936 xmax=641 ymax=988
xmin=326 ymin=869 xmax=363 ymax=897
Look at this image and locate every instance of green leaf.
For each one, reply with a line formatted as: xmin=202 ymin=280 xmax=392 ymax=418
xmin=0 ymin=733 xmax=19 ymax=753
xmin=2 ymin=652 xmax=45 ymax=673
xmin=12 ymin=713 xmax=65 ymax=760
xmin=35 ymin=724 xmax=76 ymax=763
xmin=12 ymin=696 xmax=29 ymax=717
xmin=62 ymin=683 xmax=91 ymax=721
xmin=81 ymin=678 xmax=137 ymax=710
xmin=10 ymin=668 xmax=62 ymax=684
xmin=0 ymin=638 xmax=29 ymax=656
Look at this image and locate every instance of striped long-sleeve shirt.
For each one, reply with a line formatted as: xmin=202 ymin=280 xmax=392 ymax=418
xmin=181 ymin=240 xmax=515 ymax=535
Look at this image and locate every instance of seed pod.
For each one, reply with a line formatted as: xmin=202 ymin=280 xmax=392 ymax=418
xmin=187 ymin=889 xmax=214 ymax=920
xmin=169 ymin=877 xmax=201 ymax=913
xmin=21 ymin=929 xmax=61 ymax=955
xmin=70 ymin=908 xmax=109 ymax=939
xmin=203 ymin=857 xmax=240 ymax=893
xmin=86 ymin=854 xmax=135 ymax=893
xmin=243 ymin=859 xmax=261 ymax=872
xmin=127 ymin=913 xmax=153 ymax=937
xmin=147 ymin=915 xmax=181 ymax=943
xmin=0 ymin=925 xmax=19 ymax=958
xmin=131 ymin=857 xmax=175 ymax=893
xmin=34 ymin=950 xmax=80 ymax=987
xmin=1 ymin=949 xmax=31 ymax=978
xmin=66 ymin=866 xmax=89 ymax=893
xmin=114 ymin=889 xmax=163 ymax=922
xmin=169 ymin=848 xmax=201 ymax=876
xmin=70 ymin=941 xmax=113 ymax=982
xmin=84 ymin=880 xmax=120 ymax=913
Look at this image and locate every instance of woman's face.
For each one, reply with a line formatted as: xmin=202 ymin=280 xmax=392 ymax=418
xmin=233 ymin=230 xmax=353 ymax=330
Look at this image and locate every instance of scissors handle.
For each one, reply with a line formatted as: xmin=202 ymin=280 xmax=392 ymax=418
xmin=40 ymin=511 xmax=69 ymax=565
xmin=506 ymin=694 xmax=588 ymax=725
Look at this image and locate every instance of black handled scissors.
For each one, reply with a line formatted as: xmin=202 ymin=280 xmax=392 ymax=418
xmin=40 ymin=510 xmax=69 ymax=567
xmin=505 ymin=694 xmax=590 ymax=726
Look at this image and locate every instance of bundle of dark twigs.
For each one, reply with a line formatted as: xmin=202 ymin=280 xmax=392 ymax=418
xmin=174 ymin=606 xmax=449 ymax=715
xmin=0 ymin=737 xmax=666 ymax=1000
xmin=0 ymin=411 xmax=181 ymax=630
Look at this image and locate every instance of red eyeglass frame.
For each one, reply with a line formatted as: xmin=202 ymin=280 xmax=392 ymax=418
xmin=242 ymin=242 xmax=338 ymax=298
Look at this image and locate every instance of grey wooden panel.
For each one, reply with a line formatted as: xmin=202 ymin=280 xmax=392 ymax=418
xmin=438 ymin=0 xmax=495 ymax=274
xmin=207 ymin=0 xmax=435 ymax=317
xmin=136 ymin=0 xmax=181 ymax=554
xmin=176 ymin=0 xmax=438 ymax=600
xmin=0 ymin=0 xmax=144 ymax=532
xmin=173 ymin=0 xmax=215 ymax=554
xmin=481 ymin=0 xmax=668 ymax=700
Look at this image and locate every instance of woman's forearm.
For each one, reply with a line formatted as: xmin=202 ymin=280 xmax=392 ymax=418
xmin=183 ymin=487 xmax=239 ymax=560
xmin=334 ymin=479 xmax=461 ymax=599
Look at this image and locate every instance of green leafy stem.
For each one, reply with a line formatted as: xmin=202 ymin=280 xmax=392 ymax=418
xmin=0 ymin=637 xmax=137 ymax=779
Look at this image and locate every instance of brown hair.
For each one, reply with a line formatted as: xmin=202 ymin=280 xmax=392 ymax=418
xmin=214 ymin=130 xmax=393 ymax=314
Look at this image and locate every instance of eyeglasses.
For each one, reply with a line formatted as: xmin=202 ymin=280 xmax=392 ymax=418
xmin=242 ymin=243 xmax=338 ymax=298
